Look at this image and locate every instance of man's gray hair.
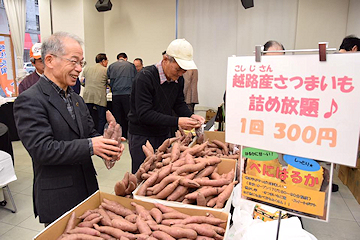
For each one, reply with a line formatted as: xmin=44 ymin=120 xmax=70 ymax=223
xmin=41 ymin=32 xmax=83 ymax=60
xmin=164 ymin=53 xmax=175 ymax=62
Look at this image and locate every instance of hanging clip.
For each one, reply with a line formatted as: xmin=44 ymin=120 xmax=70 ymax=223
xmin=255 ymin=45 xmax=262 ymax=62
xmin=319 ymin=42 xmax=328 ymax=62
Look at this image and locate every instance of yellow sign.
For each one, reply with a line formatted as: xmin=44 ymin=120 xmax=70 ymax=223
xmin=242 ymin=173 xmax=326 ymax=216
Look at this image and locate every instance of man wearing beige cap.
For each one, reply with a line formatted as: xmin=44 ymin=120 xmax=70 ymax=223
xmin=19 ymin=43 xmax=44 ymax=94
xmin=128 ymin=39 xmax=205 ymax=174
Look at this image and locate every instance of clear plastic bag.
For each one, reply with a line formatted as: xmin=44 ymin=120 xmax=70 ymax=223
xmin=102 ymin=121 xmax=122 ymax=169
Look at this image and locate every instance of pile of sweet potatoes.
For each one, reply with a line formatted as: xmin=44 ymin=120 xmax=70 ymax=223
xmin=134 ymin=131 xmax=239 ymax=209
xmin=57 ymin=198 xmax=227 ymax=240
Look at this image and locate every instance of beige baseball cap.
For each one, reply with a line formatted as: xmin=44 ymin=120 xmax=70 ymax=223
xmin=166 ymin=39 xmax=197 ymax=70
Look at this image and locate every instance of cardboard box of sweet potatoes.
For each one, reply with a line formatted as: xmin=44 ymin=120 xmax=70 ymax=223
xmin=33 ymin=191 xmax=230 ymax=240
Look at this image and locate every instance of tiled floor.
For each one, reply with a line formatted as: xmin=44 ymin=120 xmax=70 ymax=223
xmin=1 ymin=141 xmax=360 ymax=239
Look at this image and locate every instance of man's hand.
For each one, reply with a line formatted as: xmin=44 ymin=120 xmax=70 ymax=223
xmin=91 ymin=136 xmax=122 ymax=161
xmin=178 ymin=117 xmax=202 ymax=130
xmin=191 ymin=114 xmax=205 ymax=125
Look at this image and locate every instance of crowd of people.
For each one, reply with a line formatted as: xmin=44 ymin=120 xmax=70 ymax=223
xmin=13 ymin=32 xmax=360 ymax=226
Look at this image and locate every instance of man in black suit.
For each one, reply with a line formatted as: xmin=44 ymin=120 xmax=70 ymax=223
xmin=14 ymin=32 xmax=124 ymax=225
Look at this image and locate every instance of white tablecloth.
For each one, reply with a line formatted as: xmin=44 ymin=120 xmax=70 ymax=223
xmin=0 ymin=150 xmax=17 ymax=186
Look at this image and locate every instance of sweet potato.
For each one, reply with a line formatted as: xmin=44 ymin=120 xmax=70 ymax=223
xmin=64 ymin=212 xmax=77 ymax=234
xmin=162 ymin=211 xmax=190 ymax=219
xmin=78 ymin=210 xmax=96 ymax=220
xmin=196 ymin=192 xmax=207 ymax=206
xmin=155 ymin=164 xmax=173 ymax=184
xmin=166 ymin=185 xmax=188 ymax=201
xmin=202 ymin=223 xmax=226 ymax=235
xmin=146 ymin=140 xmax=155 ymax=154
xmin=137 ymin=171 xmax=159 ymax=196
xmin=161 ymin=219 xmax=184 ymax=226
xmin=211 ymin=140 xmax=228 ymax=155
xmin=97 ymin=208 xmax=112 ymax=226
xmin=149 ymin=175 xmax=180 ymax=195
xmin=125 ymin=181 xmax=136 ymax=195
xmin=179 ymin=178 xmax=200 ymax=188
xmin=206 ymin=196 xmax=218 ymax=207
xmin=173 ymin=224 xmax=218 ymax=238
xmin=106 ymin=210 xmax=123 ymax=220
xmin=195 ymin=236 xmax=216 ymax=240
xmin=194 ymin=178 xmax=231 ymax=187
xmin=154 ymin=203 xmax=175 ymax=213
xmin=77 ymin=216 xmax=103 ymax=228
xmin=158 ymin=139 xmax=170 ymax=153
xmin=136 ymin=217 xmax=152 ymax=235
xmin=114 ymin=181 xmax=127 ymax=196
xmin=185 ymin=186 xmax=226 ymax=199
xmin=170 ymin=141 xmax=181 ymax=162
xmin=175 ymin=162 xmax=207 ymax=175
xmin=150 ymin=224 xmax=197 ymax=239
xmin=111 ymin=218 xmax=137 ymax=232
xmin=93 ymin=224 xmax=136 ymax=240
xmin=181 ymin=216 xmax=226 ymax=225
xmin=131 ymin=202 xmax=152 ymax=221
xmin=214 ymin=181 xmax=238 ymax=208
xmin=125 ymin=214 xmax=138 ymax=223
xmin=60 ymin=234 xmax=104 ymax=240
xmin=153 ymin=179 xmax=180 ymax=199
xmin=149 ymin=208 xmax=163 ymax=223
xmin=101 ymin=201 xmax=133 ymax=217
xmin=142 ymin=145 xmax=154 ymax=158
xmin=195 ymin=165 xmax=217 ymax=179
xmin=83 ymin=213 xmax=101 ymax=222
xmin=68 ymin=227 xmax=101 ymax=236
xmin=151 ymin=230 xmax=176 ymax=240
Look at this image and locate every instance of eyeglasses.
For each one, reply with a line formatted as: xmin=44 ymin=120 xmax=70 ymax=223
xmin=51 ymin=54 xmax=86 ymax=68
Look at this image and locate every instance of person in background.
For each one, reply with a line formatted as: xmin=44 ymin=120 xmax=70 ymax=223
xmin=128 ymin=39 xmax=205 ymax=174
xmin=133 ymin=58 xmax=143 ymax=72
xmin=82 ymin=53 xmax=109 ymax=134
xmin=14 ymin=32 xmax=124 ymax=225
xmin=183 ymin=69 xmax=199 ymax=113
xmin=339 ymin=35 xmax=360 ymax=52
xmin=107 ymin=53 xmax=137 ymax=139
xmin=71 ymin=78 xmax=81 ymax=94
xmin=263 ymin=40 xmax=285 ymax=55
xmin=19 ymin=43 xmax=44 ymax=94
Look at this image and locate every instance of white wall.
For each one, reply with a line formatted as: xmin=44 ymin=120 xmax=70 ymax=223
xmin=295 ymin=0 xmax=349 ymax=50
xmin=83 ymin=0 xmax=105 ymax=66
xmin=103 ymin=0 xmax=175 ymax=65
xmin=39 ymin=0 xmax=175 ymax=66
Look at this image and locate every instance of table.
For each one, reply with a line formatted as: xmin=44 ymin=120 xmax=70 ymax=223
xmin=0 ymin=150 xmax=17 ymax=213
xmin=0 ymin=123 xmax=14 ymax=164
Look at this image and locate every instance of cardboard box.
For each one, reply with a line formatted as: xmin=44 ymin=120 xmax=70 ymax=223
xmin=346 ymin=168 xmax=360 ymax=204
xmin=205 ymin=109 xmax=216 ymax=123
xmin=133 ymin=158 xmax=237 ymax=213
xmin=204 ymin=130 xmax=225 ymax=143
xmin=338 ymin=165 xmax=350 ymax=185
xmin=34 ymin=191 xmax=230 ymax=240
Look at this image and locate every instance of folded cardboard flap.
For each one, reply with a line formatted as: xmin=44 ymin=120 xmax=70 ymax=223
xmin=34 ymin=191 xmax=230 ymax=240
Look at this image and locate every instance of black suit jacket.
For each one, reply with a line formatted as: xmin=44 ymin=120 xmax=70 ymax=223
xmin=14 ymin=76 xmax=100 ymax=223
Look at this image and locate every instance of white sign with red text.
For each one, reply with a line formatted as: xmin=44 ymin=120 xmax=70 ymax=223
xmin=225 ymin=53 xmax=360 ymax=166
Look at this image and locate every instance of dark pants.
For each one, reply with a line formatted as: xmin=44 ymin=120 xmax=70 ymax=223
xmin=86 ymin=103 xmax=106 ymax=135
xmin=128 ymin=132 xmax=170 ymax=174
xmin=112 ymin=95 xmax=130 ymax=139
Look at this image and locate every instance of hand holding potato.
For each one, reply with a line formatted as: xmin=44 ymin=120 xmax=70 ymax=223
xmin=178 ymin=117 xmax=201 ymax=130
